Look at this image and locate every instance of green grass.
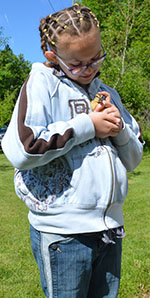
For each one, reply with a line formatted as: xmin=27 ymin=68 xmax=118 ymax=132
xmin=118 ymin=155 xmax=150 ymax=298
xmin=0 ymin=151 xmax=150 ymax=298
xmin=0 ymin=152 xmax=43 ymax=298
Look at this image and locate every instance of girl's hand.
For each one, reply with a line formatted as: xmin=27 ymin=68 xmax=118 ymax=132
xmin=89 ymin=91 xmax=123 ymax=138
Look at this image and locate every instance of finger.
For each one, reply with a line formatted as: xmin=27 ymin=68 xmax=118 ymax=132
xmin=115 ymin=119 xmax=123 ymax=130
xmin=98 ymin=91 xmax=111 ymax=103
xmin=103 ymin=125 xmax=121 ymax=137
xmin=104 ymin=114 xmax=122 ymax=127
xmin=94 ymin=102 xmax=105 ymax=112
xmin=103 ymin=105 xmax=120 ymax=116
xmin=109 ymin=131 xmax=120 ymax=137
xmin=103 ymin=119 xmax=121 ymax=131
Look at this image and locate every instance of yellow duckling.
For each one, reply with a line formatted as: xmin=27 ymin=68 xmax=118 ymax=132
xmin=90 ymin=93 xmax=104 ymax=111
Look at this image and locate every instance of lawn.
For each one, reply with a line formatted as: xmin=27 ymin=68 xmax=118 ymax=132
xmin=0 ymin=151 xmax=150 ymax=298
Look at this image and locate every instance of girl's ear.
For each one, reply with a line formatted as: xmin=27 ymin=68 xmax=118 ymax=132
xmin=45 ymin=51 xmax=58 ymax=64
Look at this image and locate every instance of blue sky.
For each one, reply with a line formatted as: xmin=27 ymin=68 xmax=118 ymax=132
xmin=0 ymin=0 xmax=74 ymax=63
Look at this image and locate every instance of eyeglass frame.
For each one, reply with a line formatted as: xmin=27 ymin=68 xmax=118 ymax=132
xmin=56 ymin=45 xmax=107 ymax=75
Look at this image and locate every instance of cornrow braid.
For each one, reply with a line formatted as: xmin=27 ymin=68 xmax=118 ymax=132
xmin=39 ymin=3 xmax=100 ymax=55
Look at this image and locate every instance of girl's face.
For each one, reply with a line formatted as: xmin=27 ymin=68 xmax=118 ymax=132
xmin=56 ymin=26 xmax=102 ymax=85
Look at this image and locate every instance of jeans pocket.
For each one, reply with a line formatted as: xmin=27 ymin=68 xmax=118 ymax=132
xmin=49 ymin=235 xmax=75 ymax=253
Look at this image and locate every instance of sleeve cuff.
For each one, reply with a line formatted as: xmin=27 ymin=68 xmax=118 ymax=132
xmin=112 ymin=120 xmax=131 ymax=146
xmin=68 ymin=113 xmax=95 ymax=145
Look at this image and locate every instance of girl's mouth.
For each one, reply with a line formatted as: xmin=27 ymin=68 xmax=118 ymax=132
xmin=80 ymin=73 xmax=93 ymax=79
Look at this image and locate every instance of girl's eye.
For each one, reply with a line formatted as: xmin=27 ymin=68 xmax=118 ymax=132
xmin=92 ymin=54 xmax=101 ymax=62
xmin=70 ymin=63 xmax=82 ymax=67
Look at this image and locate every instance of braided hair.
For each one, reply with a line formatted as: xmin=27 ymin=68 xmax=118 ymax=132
xmin=39 ymin=3 xmax=100 ymax=56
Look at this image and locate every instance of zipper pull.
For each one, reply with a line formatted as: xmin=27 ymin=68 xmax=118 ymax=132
xmin=57 ymin=247 xmax=62 ymax=253
xmin=51 ymin=243 xmax=62 ymax=252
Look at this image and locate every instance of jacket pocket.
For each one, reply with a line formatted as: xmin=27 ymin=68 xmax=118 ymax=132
xmin=65 ymin=146 xmax=113 ymax=208
xmin=14 ymin=159 xmax=73 ymax=211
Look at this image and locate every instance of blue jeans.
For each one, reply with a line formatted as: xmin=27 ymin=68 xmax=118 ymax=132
xmin=30 ymin=225 xmax=122 ymax=298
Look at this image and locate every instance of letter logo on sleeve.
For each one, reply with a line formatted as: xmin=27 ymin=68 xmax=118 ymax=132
xmin=69 ymin=99 xmax=89 ymax=118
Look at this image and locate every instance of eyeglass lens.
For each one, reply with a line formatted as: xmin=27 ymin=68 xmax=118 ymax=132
xmin=71 ymin=57 xmax=105 ymax=75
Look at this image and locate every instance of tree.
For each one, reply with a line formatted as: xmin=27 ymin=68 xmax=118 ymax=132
xmin=0 ymin=26 xmax=9 ymax=50
xmin=0 ymin=29 xmax=31 ymax=126
xmin=81 ymin=0 xmax=150 ymax=124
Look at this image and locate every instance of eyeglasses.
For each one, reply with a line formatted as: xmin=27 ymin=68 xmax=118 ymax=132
xmin=56 ymin=45 xmax=107 ymax=75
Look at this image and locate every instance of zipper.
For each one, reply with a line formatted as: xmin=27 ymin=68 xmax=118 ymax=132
xmin=82 ymin=85 xmax=114 ymax=228
xmin=103 ymin=146 xmax=114 ymax=229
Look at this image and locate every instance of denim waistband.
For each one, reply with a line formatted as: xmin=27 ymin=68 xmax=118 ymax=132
xmin=82 ymin=226 xmax=126 ymax=244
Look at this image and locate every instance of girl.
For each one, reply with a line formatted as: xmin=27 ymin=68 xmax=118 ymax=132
xmin=2 ymin=4 xmax=143 ymax=298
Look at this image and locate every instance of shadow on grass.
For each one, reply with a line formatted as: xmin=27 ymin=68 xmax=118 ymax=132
xmin=0 ymin=151 xmax=13 ymax=171
xmin=0 ymin=165 xmax=13 ymax=172
xmin=128 ymin=171 xmax=141 ymax=177
xmin=144 ymin=138 xmax=150 ymax=148
xmin=143 ymin=137 xmax=150 ymax=154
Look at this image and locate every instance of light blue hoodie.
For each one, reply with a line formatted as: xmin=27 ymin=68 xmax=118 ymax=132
xmin=2 ymin=63 xmax=143 ymax=234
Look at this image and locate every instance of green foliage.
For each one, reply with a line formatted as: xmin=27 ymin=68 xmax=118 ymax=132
xmin=0 ymin=27 xmax=9 ymax=49
xmin=81 ymin=0 xmax=150 ymax=135
xmin=0 ymin=90 xmax=16 ymax=126
xmin=0 ymin=31 xmax=31 ymax=127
